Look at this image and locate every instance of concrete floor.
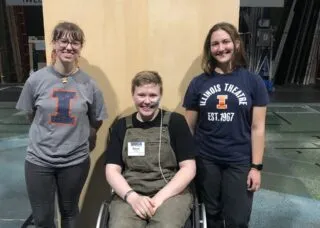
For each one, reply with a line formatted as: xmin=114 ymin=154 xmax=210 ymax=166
xmin=0 ymin=86 xmax=320 ymax=227
xmin=250 ymin=103 xmax=320 ymax=228
xmin=0 ymin=102 xmax=30 ymax=228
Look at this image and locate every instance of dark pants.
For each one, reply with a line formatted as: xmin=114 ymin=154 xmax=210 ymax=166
xmin=196 ymin=158 xmax=253 ymax=228
xmin=25 ymin=158 xmax=90 ymax=228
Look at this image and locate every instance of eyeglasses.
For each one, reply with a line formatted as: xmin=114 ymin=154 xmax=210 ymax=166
xmin=57 ymin=39 xmax=82 ymax=49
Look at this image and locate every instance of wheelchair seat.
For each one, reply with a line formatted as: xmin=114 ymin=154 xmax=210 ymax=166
xmin=96 ymin=188 xmax=207 ymax=228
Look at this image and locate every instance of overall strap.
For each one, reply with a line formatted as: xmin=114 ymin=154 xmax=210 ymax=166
xmin=125 ymin=115 xmax=133 ymax=129
xmin=162 ymin=111 xmax=172 ymax=127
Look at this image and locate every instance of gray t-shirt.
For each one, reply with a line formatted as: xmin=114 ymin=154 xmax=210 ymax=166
xmin=16 ymin=66 xmax=107 ymax=167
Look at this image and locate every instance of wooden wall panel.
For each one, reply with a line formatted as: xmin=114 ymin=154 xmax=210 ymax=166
xmin=42 ymin=1 xmax=239 ymax=227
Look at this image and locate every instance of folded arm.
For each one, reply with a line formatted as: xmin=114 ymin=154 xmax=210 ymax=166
xmin=105 ymin=164 xmax=154 ymax=219
xmin=152 ymin=159 xmax=196 ymax=209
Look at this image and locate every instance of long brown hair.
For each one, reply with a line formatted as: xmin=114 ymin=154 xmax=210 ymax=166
xmin=51 ymin=22 xmax=85 ymax=65
xmin=201 ymin=22 xmax=247 ymax=74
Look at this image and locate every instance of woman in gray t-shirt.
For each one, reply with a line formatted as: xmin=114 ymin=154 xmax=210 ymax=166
xmin=16 ymin=21 xmax=107 ymax=228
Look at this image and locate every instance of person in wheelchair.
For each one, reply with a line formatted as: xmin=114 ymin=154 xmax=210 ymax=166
xmin=104 ymin=71 xmax=196 ymax=228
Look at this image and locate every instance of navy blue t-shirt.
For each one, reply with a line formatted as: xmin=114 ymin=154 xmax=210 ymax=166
xmin=183 ymin=68 xmax=269 ymax=164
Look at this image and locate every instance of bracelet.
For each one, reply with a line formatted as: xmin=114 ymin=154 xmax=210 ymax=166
xmin=123 ymin=189 xmax=135 ymax=202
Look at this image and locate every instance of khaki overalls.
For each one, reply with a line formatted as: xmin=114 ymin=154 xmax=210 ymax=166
xmin=109 ymin=112 xmax=193 ymax=228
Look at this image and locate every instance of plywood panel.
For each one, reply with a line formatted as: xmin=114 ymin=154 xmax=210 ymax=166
xmin=42 ymin=1 xmax=239 ymax=226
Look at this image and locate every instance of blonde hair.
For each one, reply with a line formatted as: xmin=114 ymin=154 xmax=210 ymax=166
xmin=131 ymin=71 xmax=163 ymax=95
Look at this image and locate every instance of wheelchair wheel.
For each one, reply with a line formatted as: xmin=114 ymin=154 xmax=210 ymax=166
xmin=96 ymin=201 xmax=109 ymax=228
xmin=200 ymin=203 xmax=207 ymax=228
xmin=192 ymin=194 xmax=200 ymax=228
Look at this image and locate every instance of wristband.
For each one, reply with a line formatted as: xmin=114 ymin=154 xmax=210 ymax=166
xmin=250 ymin=163 xmax=263 ymax=171
xmin=123 ymin=189 xmax=135 ymax=202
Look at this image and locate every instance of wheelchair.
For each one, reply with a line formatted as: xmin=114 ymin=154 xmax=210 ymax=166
xmin=96 ymin=187 xmax=207 ymax=228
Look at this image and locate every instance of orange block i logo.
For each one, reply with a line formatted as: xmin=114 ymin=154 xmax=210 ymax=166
xmin=216 ymin=95 xmax=228 ymax=109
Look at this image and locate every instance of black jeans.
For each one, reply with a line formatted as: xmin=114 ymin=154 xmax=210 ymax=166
xmin=25 ymin=158 xmax=90 ymax=228
xmin=196 ymin=157 xmax=253 ymax=228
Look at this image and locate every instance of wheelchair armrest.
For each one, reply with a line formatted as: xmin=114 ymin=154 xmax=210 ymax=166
xmin=96 ymin=201 xmax=110 ymax=228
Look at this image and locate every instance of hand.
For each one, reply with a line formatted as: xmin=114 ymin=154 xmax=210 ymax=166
xmin=127 ymin=192 xmax=155 ymax=219
xmin=89 ymin=128 xmax=97 ymax=151
xmin=247 ymin=169 xmax=261 ymax=192
xmin=151 ymin=195 xmax=164 ymax=215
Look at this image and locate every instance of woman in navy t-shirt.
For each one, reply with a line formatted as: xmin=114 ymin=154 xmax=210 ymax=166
xmin=183 ymin=22 xmax=269 ymax=228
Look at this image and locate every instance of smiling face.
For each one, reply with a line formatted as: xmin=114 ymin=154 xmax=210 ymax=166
xmin=210 ymin=29 xmax=239 ymax=68
xmin=51 ymin=22 xmax=85 ymax=65
xmin=201 ymin=22 xmax=248 ymax=74
xmin=53 ymin=33 xmax=82 ymax=64
xmin=132 ymin=83 xmax=161 ymax=121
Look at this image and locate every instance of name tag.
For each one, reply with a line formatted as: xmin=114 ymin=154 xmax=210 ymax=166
xmin=128 ymin=142 xmax=145 ymax=156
